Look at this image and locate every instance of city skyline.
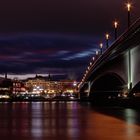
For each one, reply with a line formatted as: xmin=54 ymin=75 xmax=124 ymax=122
xmin=0 ymin=0 xmax=139 ymax=80
xmin=0 ymin=73 xmax=67 ymax=80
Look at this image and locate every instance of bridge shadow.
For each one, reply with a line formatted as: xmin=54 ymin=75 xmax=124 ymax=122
xmin=79 ymin=99 xmax=140 ymax=126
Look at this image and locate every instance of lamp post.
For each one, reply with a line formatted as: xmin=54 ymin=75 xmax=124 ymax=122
xmin=126 ymin=3 xmax=132 ymax=93
xmin=126 ymin=2 xmax=131 ymax=28
xmin=99 ymin=43 xmax=103 ymax=55
xmin=105 ymin=33 xmax=109 ymax=49
xmin=114 ymin=21 xmax=118 ymax=40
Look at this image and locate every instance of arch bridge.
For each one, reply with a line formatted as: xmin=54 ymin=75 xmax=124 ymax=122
xmin=79 ymin=18 xmax=140 ymax=100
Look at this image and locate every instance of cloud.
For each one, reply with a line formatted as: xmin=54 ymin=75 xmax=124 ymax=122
xmin=62 ymin=48 xmax=99 ymax=60
xmin=0 ymin=33 xmax=99 ymax=80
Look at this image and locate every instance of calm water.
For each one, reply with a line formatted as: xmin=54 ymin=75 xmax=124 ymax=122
xmin=0 ymin=101 xmax=140 ymax=140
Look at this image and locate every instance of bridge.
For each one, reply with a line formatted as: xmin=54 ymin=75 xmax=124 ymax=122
xmin=79 ymin=18 xmax=140 ymax=100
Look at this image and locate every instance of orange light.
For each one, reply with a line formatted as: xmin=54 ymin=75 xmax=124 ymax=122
xmin=114 ymin=21 xmax=118 ymax=28
xmin=96 ymin=50 xmax=98 ymax=55
xmin=105 ymin=33 xmax=109 ymax=40
xmin=100 ymin=43 xmax=103 ymax=48
xmin=126 ymin=2 xmax=131 ymax=11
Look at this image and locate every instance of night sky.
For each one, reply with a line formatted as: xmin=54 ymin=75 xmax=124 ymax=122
xmin=0 ymin=0 xmax=139 ymax=80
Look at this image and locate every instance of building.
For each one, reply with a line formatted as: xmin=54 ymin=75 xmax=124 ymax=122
xmin=0 ymin=76 xmax=13 ymax=94
xmin=12 ymin=78 xmax=26 ymax=94
xmin=25 ymin=75 xmax=78 ymax=95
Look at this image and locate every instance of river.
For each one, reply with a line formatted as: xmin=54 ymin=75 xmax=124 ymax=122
xmin=0 ymin=101 xmax=140 ymax=140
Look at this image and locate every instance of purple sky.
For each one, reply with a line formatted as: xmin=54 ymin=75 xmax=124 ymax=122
xmin=0 ymin=0 xmax=139 ymax=80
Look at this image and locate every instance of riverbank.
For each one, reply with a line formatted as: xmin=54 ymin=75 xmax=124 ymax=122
xmin=1 ymin=97 xmax=140 ymax=109
xmin=79 ymin=97 xmax=140 ymax=109
xmin=0 ymin=98 xmax=79 ymax=102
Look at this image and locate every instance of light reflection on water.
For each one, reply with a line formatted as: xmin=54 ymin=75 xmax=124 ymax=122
xmin=0 ymin=102 xmax=140 ymax=140
xmin=124 ymin=108 xmax=138 ymax=124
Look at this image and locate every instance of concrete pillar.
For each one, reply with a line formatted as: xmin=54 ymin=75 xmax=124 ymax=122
xmin=128 ymin=49 xmax=132 ymax=94
xmin=87 ymin=81 xmax=91 ymax=97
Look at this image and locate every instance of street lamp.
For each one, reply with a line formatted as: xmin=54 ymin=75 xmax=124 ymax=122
xmin=96 ymin=50 xmax=99 ymax=56
xmin=126 ymin=2 xmax=132 ymax=93
xmin=99 ymin=43 xmax=103 ymax=55
xmin=90 ymin=62 xmax=92 ymax=66
xmin=105 ymin=33 xmax=109 ymax=49
xmin=114 ymin=20 xmax=118 ymax=40
xmin=126 ymin=2 xmax=131 ymax=28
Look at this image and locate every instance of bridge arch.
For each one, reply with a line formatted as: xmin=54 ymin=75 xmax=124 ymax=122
xmin=89 ymin=72 xmax=125 ymax=99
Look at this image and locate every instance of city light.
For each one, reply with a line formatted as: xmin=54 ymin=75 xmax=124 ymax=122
xmin=73 ymin=81 xmax=77 ymax=86
xmin=0 ymin=95 xmax=10 ymax=99
xmin=32 ymin=85 xmax=44 ymax=94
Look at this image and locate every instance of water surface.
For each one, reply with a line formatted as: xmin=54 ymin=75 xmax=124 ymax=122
xmin=0 ymin=101 xmax=140 ymax=140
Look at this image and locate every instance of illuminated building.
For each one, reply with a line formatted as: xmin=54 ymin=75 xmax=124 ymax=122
xmin=12 ymin=78 xmax=26 ymax=94
xmin=25 ymin=75 xmax=78 ymax=95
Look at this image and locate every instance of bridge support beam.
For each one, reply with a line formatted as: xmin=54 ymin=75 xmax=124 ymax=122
xmin=87 ymin=81 xmax=91 ymax=97
xmin=79 ymin=82 xmax=91 ymax=100
xmin=128 ymin=49 xmax=132 ymax=94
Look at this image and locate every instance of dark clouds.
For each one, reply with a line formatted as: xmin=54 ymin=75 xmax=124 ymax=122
xmin=0 ymin=0 xmax=139 ymax=80
xmin=0 ymin=33 xmax=99 ymax=79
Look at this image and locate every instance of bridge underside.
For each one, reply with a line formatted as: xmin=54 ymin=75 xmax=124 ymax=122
xmin=79 ymin=83 xmax=89 ymax=99
xmin=130 ymin=81 xmax=140 ymax=97
xmin=89 ymin=73 xmax=125 ymax=99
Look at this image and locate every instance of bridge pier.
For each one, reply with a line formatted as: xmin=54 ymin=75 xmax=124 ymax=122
xmin=128 ymin=49 xmax=133 ymax=95
xmin=87 ymin=81 xmax=91 ymax=97
xmin=79 ymin=81 xmax=91 ymax=100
